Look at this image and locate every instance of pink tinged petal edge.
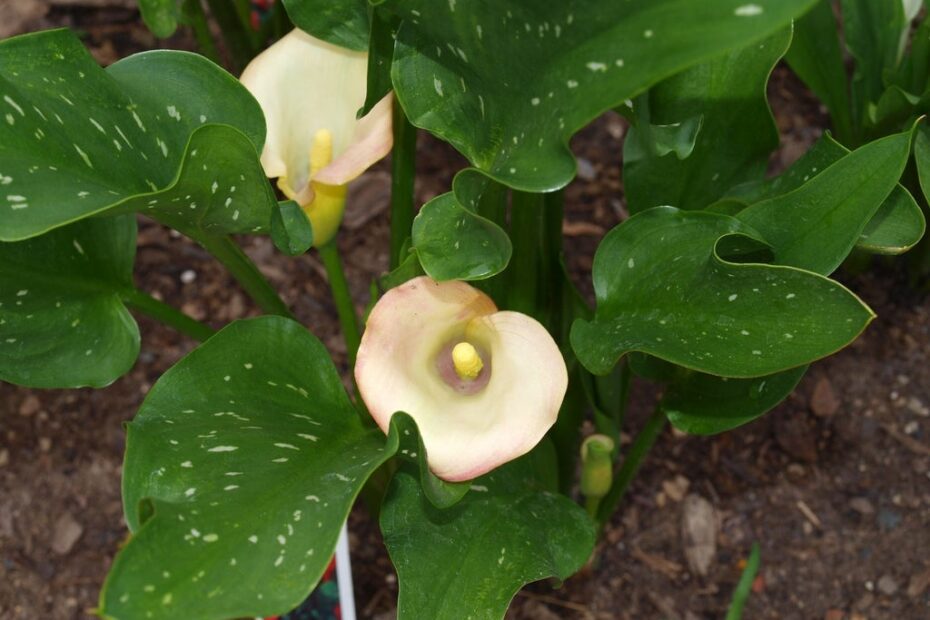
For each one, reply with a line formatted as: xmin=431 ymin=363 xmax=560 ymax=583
xmin=239 ymin=28 xmax=370 ymax=201
xmin=313 ymin=93 xmax=395 ymax=186
xmin=355 ymin=277 xmax=568 ymax=482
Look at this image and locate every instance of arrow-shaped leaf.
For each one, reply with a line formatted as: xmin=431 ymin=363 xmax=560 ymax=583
xmin=0 ymin=29 xmax=276 ymax=241
xmin=0 ymin=215 xmax=138 ymax=388
xmin=571 ymin=207 xmax=873 ymax=378
xmin=381 ymin=0 xmax=815 ymax=191
xmin=381 ymin=452 xmax=594 ymax=620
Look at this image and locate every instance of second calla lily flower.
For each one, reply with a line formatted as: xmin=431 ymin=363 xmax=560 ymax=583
xmin=241 ymin=29 xmax=394 ymax=247
xmin=355 ymin=277 xmax=568 ymax=482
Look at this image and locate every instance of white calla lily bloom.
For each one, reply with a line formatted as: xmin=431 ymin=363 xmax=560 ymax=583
xmin=355 ymin=276 xmax=568 ymax=481
xmin=240 ymin=29 xmax=394 ymax=247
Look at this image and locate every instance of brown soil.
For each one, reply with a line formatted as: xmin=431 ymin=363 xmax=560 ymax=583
xmin=2 ymin=4 xmax=929 ymax=620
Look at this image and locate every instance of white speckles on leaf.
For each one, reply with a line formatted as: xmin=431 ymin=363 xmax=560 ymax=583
xmin=202 ymin=533 xmax=218 ymax=543
xmin=734 ymin=4 xmax=764 ymax=16
xmin=207 ymin=445 xmax=238 ymax=453
xmin=586 ymin=62 xmax=607 ymax=72
xmin=728 ymin=294 xmax=738 ymax=301
xmin=433 ymin=77 xmax=444 ymax=97
xmin=73 ymin=144 xmax=93 ymax=169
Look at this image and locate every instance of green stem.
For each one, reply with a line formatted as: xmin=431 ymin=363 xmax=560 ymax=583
xmin=121 ymin=288 xmax=215 ymax=341
xmin=204 ymin=0 xmax=256 ymax=71
xmin=318 ymin=241 xmax=361 ymax=365
xmin=585 ymin=495 xmax=602 ymax=519
xmin=726 ymin=543 xmax=761 ymax=620
xmin=181 ymin=0 xmax=221 ymax=64
xmin=390 ymin=98 xmax=417 ymax=269
xmin=473 ymin=180 xmax=508 ymax=304
xmin=508 ymin=190 xmax=545 ymax=317
xmin=596 ymin=407 xmax=667 ymax=528
xmin=197 ymin=235 xmax=295 ymax=319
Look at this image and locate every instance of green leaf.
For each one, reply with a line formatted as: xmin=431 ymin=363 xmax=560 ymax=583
xmin=842 ymin=0 xmax=907 ymax=125
xmin=736 ymin=127 xmax=915 ymax=273
xmin=785 ymin=0 xmax=853 ymax=142
xmin=383 ymin=0 xmax=812 ymax=191
xmin=100 ymin=317 xmax=398 ymax=619
xmin=914 ymin=124 xmax=930 ymax=208
xmin=383 ymin=0 xmax=816 ymax=191
xmin=0 ymin=29 xmax=276 ymax=242
xmin=0 ymin=215 xmax=139 ymax=388
xmin=389 ymin=412 xmax=470 ymax=509
xmin=270 ymin=200 xmax=313 ymax=256
xmin=726 ymin=132 xmax=925 ymax=255
xmin=282 ymin=0 xmax=370 ymax=51
xmin=412 ymin=171 xmax=512 ymax=281
xmin=381 ymin=458 xmax=594 ymax=620
xmin=139 ymin=0 xmax=182 ymax=38
xmin=625 ymin=28 xmax=790 ymax=213
xmin=363 ymin=8 xmax=399 ymax=116
xmin=571 ymin=207 xmax=874 ymax=378
xmin=663 ymin=364 xmax=806 ymax=435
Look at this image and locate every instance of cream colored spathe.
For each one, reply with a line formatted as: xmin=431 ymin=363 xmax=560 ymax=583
xmin=240 ymin=29 xmax=393 ymax=246
xmin=355 ymin=277 xmax=568 ymax=482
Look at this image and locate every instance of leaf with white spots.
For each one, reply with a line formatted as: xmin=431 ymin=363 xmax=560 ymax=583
xmin=100 ymin=317 xmax=399 ymax=619
xmin=0 ymin=215 xmax=139 ymax=388
xmin=412 ymin=171 xmax=511 ymax=281
xmin=381 ymin=451 xmax=594 ymax=620
xmin=0 ymin=29 xmax=277 ymax=242
xmin=571 ymin=207 xmax=874 ymax=377
xmin=624 ymin=28 xmax=791 ymax=213
xmin=736 ymin=126 xmax=916 ymax=274
xmin=372 ymin=0 xmax=816 ymax=191
xmin=281 ymin=0 xmax=370 ymax=51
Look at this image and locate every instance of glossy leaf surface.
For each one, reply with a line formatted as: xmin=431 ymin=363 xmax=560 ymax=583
xmin=282 ymin=0 xmax=370 ymax=51
xmin=412 ymin=172 xmax=511 ymax=281
xmin=625 ymin=28 xmax=789 ymax=213
xmin=0 ymin=30 xmax=275 ymax=241
xmin=101 ymin=317 xmax=397 ymax=619
xmin=384 ymin=0 xmax=815 ymax=191
xmin=382 ymin=456 xmax=594 ymax=620
xmin=0 ymin=215 xmax=138 ymax=388
xmin=727 ymin=133 xmax=924 ymax=255
xmin=737 ymin=128 xmax=915 ymax=273
xmin=572 ymin=207 xmax=873 ymax=378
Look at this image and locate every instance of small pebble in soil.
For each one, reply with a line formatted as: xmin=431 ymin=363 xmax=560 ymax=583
xmin=51 ymin=512 xmax=84 ymax=555
xmin=877 ymin=574 xmax=899 ymax=596
xmin=877 ymin=508 xmax=902 ymax=531
xmin=0 ymin=448 xmax=8 ymax=467
xmin=903 ymin=420 xmax=919 ymax=435
xmin=180 ymin=269 xmax=197 ymax=284
xmin=18 ymin=395 xmax=40 ymax=417
xmin=906 ymin=397 xmax=929 ymax=417
xmin=849 ymin=497 xmax=875 ymax=515
xmin=810 ymin=377 xmax=840 ymax=417
xmin=576 ymin=157 xmax=597 ymax=181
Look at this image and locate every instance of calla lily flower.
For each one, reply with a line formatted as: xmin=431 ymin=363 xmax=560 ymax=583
xmin=355 ymin=276 xmax=568 ymax=482
xmin=240 ymin=29 xmax=394 ymax=247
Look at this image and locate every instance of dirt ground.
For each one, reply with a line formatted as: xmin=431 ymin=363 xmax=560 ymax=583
xmin=1 ymin=3 xmax=929 ymax=620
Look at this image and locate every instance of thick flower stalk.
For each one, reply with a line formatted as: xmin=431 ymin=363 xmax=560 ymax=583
xmin=355 ymin=276 xmax=568 ymax=481
xmin=240 ymin=28 xmax=393 ymax=247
